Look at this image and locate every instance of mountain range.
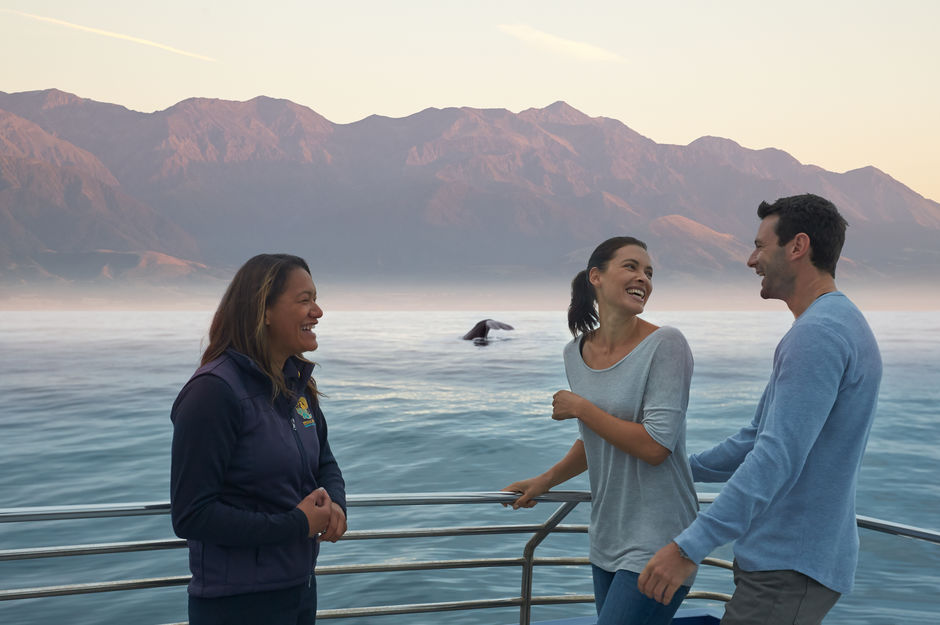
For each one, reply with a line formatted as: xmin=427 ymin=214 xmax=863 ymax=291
xmin=1 ymin=88 xmax=938 ymax=305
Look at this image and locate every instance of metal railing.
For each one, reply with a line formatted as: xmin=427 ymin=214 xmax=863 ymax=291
xmin=2 ymin=492 xmax=939 ymax=624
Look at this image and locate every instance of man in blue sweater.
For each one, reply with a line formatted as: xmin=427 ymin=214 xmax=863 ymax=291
xmin=638 ymin=194 xmax=882 ymax=624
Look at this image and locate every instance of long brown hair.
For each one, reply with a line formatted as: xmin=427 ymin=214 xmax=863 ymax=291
xmin=202 ymin=253 xmax=318 ymax=399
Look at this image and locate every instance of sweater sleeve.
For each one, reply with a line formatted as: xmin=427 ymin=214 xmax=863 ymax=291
xmin=170 ymin=375 xmax=309 ymax=545
xmin=689 ymin=400 xmax=761 ymax=483
xmin=675 ymin=322 xmax=847 ymax=562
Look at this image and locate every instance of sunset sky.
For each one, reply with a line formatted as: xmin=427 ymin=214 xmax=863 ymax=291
xmin=2 ymin=1 xmax=938 ymax=202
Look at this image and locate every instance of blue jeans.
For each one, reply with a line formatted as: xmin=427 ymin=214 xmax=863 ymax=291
xmin=592 ymin=565 xmax=689 ymax=625
xmin=188 ymin=575 xmax=317 ymax=625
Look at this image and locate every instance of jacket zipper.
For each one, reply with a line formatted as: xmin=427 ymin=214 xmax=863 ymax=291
xmin=290 ymin=416 xmax=308 ymax=467
xmin=291 ymin=414 xmax=320 ymax=555
xmin=290 ymin=415 xmax=319 ymax=487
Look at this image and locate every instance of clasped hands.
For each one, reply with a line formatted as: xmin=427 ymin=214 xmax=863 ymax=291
xmin=297 ymin=487 xmax=347 ymax=542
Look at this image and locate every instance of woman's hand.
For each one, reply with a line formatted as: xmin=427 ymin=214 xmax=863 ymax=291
xmin=552 ymin=390 xmax=586 ymax=421
xmin=318 ymin=502 xmax=347 ymax=543
xmin=501 ymin=475 xmax=551 ymax=509
xmin=297 ymin=487 xmax=332 ymax=537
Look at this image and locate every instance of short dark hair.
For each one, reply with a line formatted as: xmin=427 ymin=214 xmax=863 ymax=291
xmin=757 ymin=194 xmax=847 ymax=277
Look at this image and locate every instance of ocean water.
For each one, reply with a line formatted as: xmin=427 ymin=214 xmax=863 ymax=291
xmin=0 ymin=308 xmax=938 ymax=625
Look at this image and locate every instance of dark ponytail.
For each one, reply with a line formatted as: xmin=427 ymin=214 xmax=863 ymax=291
xmin=568 ymin=270 xmax=597 ymax=337
xmin=567 ymin=236 xmax=648 ymax=337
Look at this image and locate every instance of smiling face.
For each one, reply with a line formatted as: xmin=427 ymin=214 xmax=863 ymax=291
xmin=747 ymin=215 xmax=794 ymax=301
xmin=590 ymin=244 xmax=653 ymax=314
xmin=264 ymin=267 xmax=322 ymax=367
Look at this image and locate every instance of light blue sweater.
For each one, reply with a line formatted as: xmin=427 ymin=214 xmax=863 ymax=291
xmin=674 ymin=292 xmax=881 ymax=594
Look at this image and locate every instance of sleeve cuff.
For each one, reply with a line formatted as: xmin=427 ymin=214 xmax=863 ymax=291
xmin=674 ymin=521 xmax=716 ymax=564
xmin=291 ymin=507 xmax=310 ymax=538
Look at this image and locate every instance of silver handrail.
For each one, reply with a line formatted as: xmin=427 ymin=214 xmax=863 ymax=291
xmin=0 ymin=501 xmax=172 ymax=522
xmin=519 ymin=500 xmax=582 ymax=625
xmin=2 ymin=491 xmax=938 ymax=622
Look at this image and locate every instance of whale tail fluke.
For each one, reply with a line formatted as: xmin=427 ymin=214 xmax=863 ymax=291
xmin=462 ymin=319 xmax=514 ymax=341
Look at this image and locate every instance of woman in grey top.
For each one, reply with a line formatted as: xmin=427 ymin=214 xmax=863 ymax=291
xmin=503 ymin=236 xmax=697 ymax=625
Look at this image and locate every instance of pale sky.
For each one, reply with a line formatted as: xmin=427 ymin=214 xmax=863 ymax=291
xmin=1 ymin=0 xmax=938 ymax=202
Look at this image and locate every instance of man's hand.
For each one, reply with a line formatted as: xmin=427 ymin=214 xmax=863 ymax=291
xmin=638 ymin=542 xmax=698 ymax=605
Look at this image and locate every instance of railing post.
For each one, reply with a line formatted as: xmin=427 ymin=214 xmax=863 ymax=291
xmin=518 ymin=501 xmax=580 ymax=625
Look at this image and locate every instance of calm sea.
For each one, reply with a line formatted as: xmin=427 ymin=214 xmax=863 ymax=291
xmin=1 ymin=309 xmax=938 ymax=625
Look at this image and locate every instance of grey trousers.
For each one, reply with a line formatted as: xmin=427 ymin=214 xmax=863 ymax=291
xmin=721 ymin=560 xmax=841 ymax=625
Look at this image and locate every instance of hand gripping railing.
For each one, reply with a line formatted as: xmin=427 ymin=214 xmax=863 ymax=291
xmin=2 ymin=491 xmax=939 ymax=624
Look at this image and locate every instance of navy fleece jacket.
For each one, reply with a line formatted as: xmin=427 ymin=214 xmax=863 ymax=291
xmin=170 ymin=349 xmax=346 ymax=597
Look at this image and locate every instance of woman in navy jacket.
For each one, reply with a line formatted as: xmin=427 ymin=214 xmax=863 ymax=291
xmin=171 ymin=253 xmax=346 ymax=625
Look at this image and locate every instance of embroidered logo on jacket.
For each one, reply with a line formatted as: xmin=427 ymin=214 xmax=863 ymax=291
xmin=295 ymin=397 xmax=316 ymax=428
